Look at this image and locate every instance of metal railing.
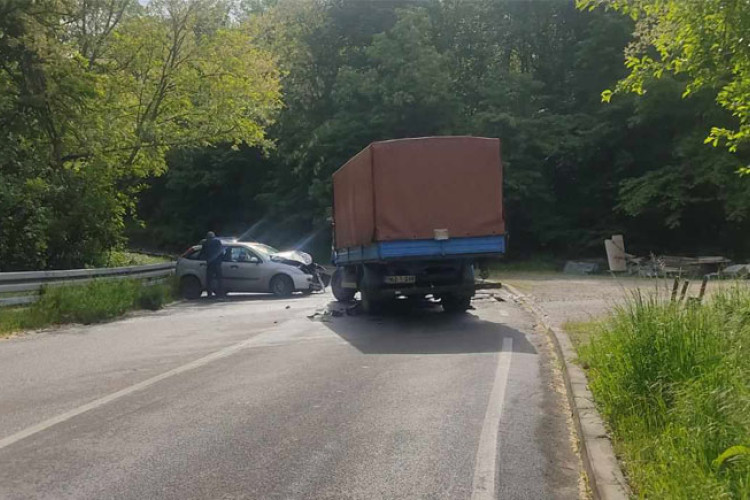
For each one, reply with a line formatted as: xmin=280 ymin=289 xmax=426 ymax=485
xmin=0 ymin=262 xmax=176 ymax=308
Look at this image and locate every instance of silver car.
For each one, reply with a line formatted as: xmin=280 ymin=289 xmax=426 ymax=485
xmin=175 ymin=241 xmax=326 ymax=299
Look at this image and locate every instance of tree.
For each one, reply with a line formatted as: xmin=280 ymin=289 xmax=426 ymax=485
xmin=0 ymin=0 xmax=281 ymax=269
xmin=134 ymin=0 xmax=750 ymax=260
xmin=579 ymin=0 xmax=750 ymax=168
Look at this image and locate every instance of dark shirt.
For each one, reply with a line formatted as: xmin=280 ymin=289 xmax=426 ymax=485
xmin=203 ymin=237 xmax=223 ymax=266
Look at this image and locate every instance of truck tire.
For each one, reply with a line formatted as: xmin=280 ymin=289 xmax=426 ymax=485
xmin=332 ymin=268 xmax=356 ymax=302
xmin=180 ymin=276 xmax=203 ymax=300
xmin=360 ymin=288 xmax=383 ymax=315
xmin=270 ymin=274 xmax=294 ymax=298
xmin=442 ymin=294 xmax=472 ymax=313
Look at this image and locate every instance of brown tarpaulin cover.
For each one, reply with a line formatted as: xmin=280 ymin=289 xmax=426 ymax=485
xmin=333 ymin=136 xmax=504 ymax=249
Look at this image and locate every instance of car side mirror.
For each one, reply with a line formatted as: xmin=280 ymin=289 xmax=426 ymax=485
xmin=250 ymin=257 xmax=260 ymax=264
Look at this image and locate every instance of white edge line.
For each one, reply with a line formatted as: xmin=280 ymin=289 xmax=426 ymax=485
xmin=471 ymin=336 xmax=514 ymax=500
xmin=0 ymin=333 xmax=275 ymax=451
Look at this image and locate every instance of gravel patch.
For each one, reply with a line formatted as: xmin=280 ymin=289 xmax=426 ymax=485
xmin=501 ymin=273 xmax=733 ymax=330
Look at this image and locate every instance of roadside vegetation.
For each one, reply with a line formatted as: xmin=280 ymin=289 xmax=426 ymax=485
xmin=562 ymin=320 xmax=601 ymax=348
xmin=105 ymin=251 xmax=172 ymax=268
xmin=577 ymin=288 xmax=750 ymax=498
xmin=0 ymin=279 xmax=175 ymax=337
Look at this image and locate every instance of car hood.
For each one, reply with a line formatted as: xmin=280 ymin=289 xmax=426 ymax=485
xmin=270 ymin=250 xmax=313 ymax=266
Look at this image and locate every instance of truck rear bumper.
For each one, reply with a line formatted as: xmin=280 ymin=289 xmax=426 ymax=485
xmin=333 ymin=235 xmax=505 ymax=266
xmin=366 ymin=283 xmax=475 ymax=300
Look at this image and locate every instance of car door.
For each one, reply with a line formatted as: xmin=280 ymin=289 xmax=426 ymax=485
xmin=221 ymin=246 xmax=264 ymax=292
xmin=176 ymin=247 xmax=207 ymax=287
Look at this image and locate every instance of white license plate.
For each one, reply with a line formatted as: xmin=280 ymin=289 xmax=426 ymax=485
xmin=385 ymin=275 xmax=416 ymax=284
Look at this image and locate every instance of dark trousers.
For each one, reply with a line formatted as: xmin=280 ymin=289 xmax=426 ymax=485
xmin=206 ymin=262 xmax=223 ymax=296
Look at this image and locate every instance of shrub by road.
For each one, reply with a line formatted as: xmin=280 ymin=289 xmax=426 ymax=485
xmin=578 ymin=289 xmax=750 ymax=498
xmin=0 ymin=279 xmax=174 ymax=337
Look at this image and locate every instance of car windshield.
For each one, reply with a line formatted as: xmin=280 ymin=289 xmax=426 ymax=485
xmin=247 ymin=243 xmax=279 ymax=255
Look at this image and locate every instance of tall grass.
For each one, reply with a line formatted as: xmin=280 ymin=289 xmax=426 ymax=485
xmin=0 ymin=278 xmax=174 ymax=336
xmin=106 ymin=250 xmax=171 ymax=267
xmin=579 ymin=287 xmax=750 ymax=498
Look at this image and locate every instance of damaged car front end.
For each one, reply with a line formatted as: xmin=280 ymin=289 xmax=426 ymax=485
xmin=268 ymin=249 xmax=331 ymax=292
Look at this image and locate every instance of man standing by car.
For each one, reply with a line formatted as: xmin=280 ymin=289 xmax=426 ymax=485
xmin=200 ymin=231 xmax=224 ymax=298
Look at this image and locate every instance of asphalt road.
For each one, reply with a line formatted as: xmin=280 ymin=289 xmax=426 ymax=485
xmin=0 ymin=291 xmax=580 ymax=499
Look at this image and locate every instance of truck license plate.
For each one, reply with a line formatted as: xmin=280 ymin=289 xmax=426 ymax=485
xmin=385 ymin=275 xmax=416 ymax=284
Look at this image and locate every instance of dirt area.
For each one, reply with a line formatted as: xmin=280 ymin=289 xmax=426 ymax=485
xmin=500 ymin=272 xmax=741 ymax=333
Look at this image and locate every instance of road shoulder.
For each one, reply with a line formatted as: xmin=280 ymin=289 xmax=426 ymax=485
xmin=503 ymin=283 xmax=630 ymax=500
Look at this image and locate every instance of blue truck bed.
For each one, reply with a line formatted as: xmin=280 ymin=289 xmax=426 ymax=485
xmin=333 ymin=235 xmax=506 ymax=265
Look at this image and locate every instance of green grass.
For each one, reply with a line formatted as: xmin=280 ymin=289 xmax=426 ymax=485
xmin=0 ymin=278 xmax=176 ymax=337
xmin=105 ymin=250 xmax=171 ymax=268
xmin=563 ymin=319 xmax=602 ymax=348
xmin=578 ymin=288 xmax=750 ymax=498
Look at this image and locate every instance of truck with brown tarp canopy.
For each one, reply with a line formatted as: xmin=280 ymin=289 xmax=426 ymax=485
xmin=330 ymin=136 xmax=506 ymax=313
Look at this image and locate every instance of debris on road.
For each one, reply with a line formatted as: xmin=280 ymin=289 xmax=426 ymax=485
xmin=651 ymin=255 xmax=731 ymax=277
xmin=475 ymin=281 xmax=503 ymax=290
xmin=604 ymin=234 xmax=734 ymax=278
xmin=307 ymin=310 xmax=332 ymax=322
xmin=604 ymin=234 xmax=629 ymax=272
xmin=603 ymin=234 xmax=736 ymax=278
xmin=563 ymin=261 xmax=599 ymax=275
xmin=707 ymin=263 xmax=750 ymax=279
xmin=307 ymin=303 xmax=350 ymax=321
xmin=345 ymin=302 xmax=362 ymax=316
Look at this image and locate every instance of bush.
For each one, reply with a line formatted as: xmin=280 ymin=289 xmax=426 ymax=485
xmin=36 ymin=280 xmax=141 ymax=324
xmin=579 ymin=288 xmax=750 ymax=498
xmin=106 ymin=251 xmax=171 ymax=268
xmin=0 ymin=278 xmax=174 ymax=336
xmin=137 ymin=284 xmax=169 ymax=311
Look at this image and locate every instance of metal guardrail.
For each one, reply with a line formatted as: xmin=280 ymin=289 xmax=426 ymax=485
xmin=0 ymin=262 xmax=176 ymax=308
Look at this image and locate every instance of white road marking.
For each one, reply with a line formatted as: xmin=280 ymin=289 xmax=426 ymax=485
xmin=471 ymin=337 xmax=514 ymax=500
xmin=0 ymin=330 xmax=334 ymax=451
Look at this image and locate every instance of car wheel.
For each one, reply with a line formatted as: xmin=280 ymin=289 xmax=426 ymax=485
xmin=441 ymin=294 xmax=472 ymax=313
xmin=180 ymin=276 xmax=202 ymax=300
xmin=270 ymin=274 xmax=294 ymax=298
xmin=331 ymin=268 xmax=356 ymax=302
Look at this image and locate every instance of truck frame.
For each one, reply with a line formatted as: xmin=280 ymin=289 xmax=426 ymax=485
xmin=331 ymin=235 xmax=506 ymax=313
xmin=329 ymin=136 xmax=506 ymax=313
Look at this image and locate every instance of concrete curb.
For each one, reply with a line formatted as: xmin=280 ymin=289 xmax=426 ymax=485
xmin=502 ymin=283 xmax=630 ymax=500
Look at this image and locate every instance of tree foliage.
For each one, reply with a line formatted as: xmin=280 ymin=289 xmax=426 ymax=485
xmin=0 ymin=0 xmax=281 ymax=270
xmin=5 ymin=0 xmax=750 ymax=268
xmin=579 ymin=0 xmax=750 ymax=166
xmin=137 ymin=0 xmax=750 ymax=260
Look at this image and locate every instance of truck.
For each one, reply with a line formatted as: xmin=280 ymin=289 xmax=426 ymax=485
xmin=330 ymin=136 xmax=506 ymax=313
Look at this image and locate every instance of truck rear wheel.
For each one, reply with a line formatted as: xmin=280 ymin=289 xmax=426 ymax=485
xmin=332 ymin=268 xmax=356 ymax=302
xmin=442 ymin=294 xmax=472 ymax=313
xmin=360 ymin=288 xmax=383 ymax=315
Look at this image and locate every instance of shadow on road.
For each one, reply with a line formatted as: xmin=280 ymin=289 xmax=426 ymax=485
xmin=174 ymin=292 xmax=315 ymax=308
xmin=319 ymin=300 xmax=536 ymax=356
